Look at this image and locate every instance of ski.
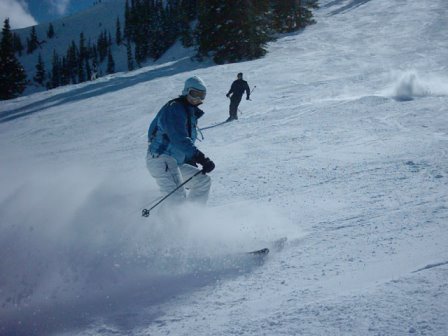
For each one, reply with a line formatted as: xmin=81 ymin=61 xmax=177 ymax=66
xmin=246 ymin=237 xmax=287 ymax=255
xmin=247 ymin=247 xmax=270 ymax=255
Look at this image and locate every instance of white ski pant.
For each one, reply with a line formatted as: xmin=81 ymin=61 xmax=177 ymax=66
xmin=146 ymin=154 xmax=211 ymax=205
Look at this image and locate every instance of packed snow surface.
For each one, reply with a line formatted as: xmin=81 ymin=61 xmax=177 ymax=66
xmin=1 ymin=0 xmax=448 ymax=335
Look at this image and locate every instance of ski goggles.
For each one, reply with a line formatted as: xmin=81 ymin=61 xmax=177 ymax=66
xmin=188 ymin=89 xmax=206 ymax=101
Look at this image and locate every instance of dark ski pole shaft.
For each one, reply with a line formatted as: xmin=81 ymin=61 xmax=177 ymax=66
xmin=250 ymin=85 xmax=256 ymax=96
xmin=142 ymin=170 xmax=203 ymax=217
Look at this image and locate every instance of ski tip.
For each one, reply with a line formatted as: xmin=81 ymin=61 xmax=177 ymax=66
xmin=247 ymin=247 xmax=270 ymax=255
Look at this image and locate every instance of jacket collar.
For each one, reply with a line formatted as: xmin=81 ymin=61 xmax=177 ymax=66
xmin=180 ymin=96 xmax=205 ymax=119
xmin=194 ymin=107 xmax=205 ymax=119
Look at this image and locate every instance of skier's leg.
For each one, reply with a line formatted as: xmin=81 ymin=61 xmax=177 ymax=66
xmin=228 ymin=101 xmax=233 ymax=120
xmin=179 ymin=164 xmax=211 ymax=204
xmin=228 ymin=99 xmax=238 ymax=120
xmin=146 ymin=153 xmax=186 ymax=205
xmin=230 ymin=97 xmax=242 ymax=120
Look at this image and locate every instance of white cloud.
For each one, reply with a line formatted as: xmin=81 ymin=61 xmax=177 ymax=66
xmin=45 ymin=0 xmax=70 ymax=15
xmin=0 ymin=0 xmax=38 ymax=29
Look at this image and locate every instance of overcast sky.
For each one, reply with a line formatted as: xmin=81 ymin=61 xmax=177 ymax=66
xmin=0 ymin=0 xmax=92 ymax=29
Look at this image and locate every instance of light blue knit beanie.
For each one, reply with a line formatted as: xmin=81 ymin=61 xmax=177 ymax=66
xmin=182 ymin=76 xmax=207 ymax=96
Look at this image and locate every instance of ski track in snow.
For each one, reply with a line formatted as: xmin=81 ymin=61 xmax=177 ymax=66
xmin=1 ymin=0 xmax=448 ymax=335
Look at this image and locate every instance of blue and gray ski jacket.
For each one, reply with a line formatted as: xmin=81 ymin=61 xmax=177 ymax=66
xmin=147 ymin=97 xmax=204 ymax=164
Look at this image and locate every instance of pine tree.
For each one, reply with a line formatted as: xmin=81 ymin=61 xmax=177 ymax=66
xmin=271 ymin=0 xmax=315 ymax=32
xmin=296 ymin=0 xmax=318 ymax=28
xmin=108 ymin=31 xmax=113 ymax=47
xmin=132 ymin=0 xmax=149 ymax=63
xmin=97 ymin=31 xmax=104 ymax=62
xmin=27 ymin=26 xmax=39 ymax=54
xmin=79 ymin=33 xmax=87 ymax=59
xmin=0 ymin=19 xmax=27 ymax=100
xmin=78 ymin=33 xmax=87 ymax=82
xmin=122 ymin=0 xmax=184 ymax=63
xmin=85 ymin=58 xmax=92 ymax=81
xmin=116 ymin=17 xmax=122 ymax=45
xmin=124 ymin=0 xmax=132 ymax=40
xmin=107 ymin=49 xmax=115 ymax=74
xmin=180 ymin=0 xmax=198 ymax=21
xmin=253 ymin=0 xmax=273 ymax=32
xmin=50 ymin=49 xmax=61 ymax=89
xmin=126 ymin=39 xmax=134 ymax=71
xmin=34 ymin=53 xmax=46 ymax=85
xmin=163 ymin=1 xmax=181 ymax=49
xmin=196 ymin=0 xmax=268 ymax=64
xmin=90 ymin=45 xmax=99 ymax=71
xmin=178 ymin=0 xmax=196 ymax=47
xmin=13 ymin=33 xmax=23 ymax=56
xmin=66 ymin=41 xmax=78 ymax=84
xmin=97 ymin=30 xmax=108 ymax=62
xmin=78 ymin=59 xmax=85 ymax=83
xmin=47 ymin=23 xmax=55 ymax=38
xmin=195 ymin=1 xmax=219 ymax=59
xmin=150 ymin=0 xmax=168 ymax=59
xmin=180 ymin=18 xmax=193 ymax=48
xmin=60 ymin=56 xmax=70 ymax=85
xmin=306 ymin=0 xmax=319 ymax=10
xmin=141 ymin=0 xmax=154 ymax=60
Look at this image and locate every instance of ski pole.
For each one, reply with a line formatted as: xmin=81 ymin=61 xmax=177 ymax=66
xmin=239 ymin=86 xmax=256 ymax=115
xmin=248 ymin=85 xmax=256 ymax=101
xmin=142 ymin=170 xmax=203 ymax=217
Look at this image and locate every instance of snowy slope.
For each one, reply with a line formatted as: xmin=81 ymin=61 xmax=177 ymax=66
xmin=13 ymin=0 xmax=194 ymax=96
xmin=1 ymin=0 xmax=448 ymax=335
xmin=12 ymin=0 xmax=127 ymax=93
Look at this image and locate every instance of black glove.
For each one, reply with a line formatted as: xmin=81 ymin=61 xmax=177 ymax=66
xmin=226 ymin=93 xmax=230 ymax=98
xmin=194 ymin=150 xmax=215 ymax=174
xmin=201 ymin=158 xmax=215 ymax=174
xmin=246 ymin=95 xmax=250 ymax=100
xmin=185 ymin=159 xmax=198 ymax=168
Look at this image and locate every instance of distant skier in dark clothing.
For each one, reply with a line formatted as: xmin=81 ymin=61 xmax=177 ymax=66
xmin=226 ymin=72 xmax=250 ymax=121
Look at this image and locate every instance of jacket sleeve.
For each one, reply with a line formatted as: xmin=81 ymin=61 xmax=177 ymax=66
xmin=147 ymin=113 xmax=159 ymax=142
xmin=161 ymin=102 xmax=198 ymax=159
xmin=245 ymin=82 xmax=250 ymax=97
xmin=227 ymin=81 xmax=236 ymax=96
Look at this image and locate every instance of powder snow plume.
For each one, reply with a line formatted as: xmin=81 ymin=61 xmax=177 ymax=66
xmin=387 ymin=71 xmax=448 ymax=101
xmin=0 ymin=154 xmax=298 ymax=335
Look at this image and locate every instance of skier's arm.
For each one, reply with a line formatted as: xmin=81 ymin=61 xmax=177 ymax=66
xmin=245 ymin=82 xmax=251 ymax=99
xmin=147 ymin=117 xmax=158 ymax=142
xmin=226 ymin=81 xmax=236 ymax=97
xmin=148 ymin=104 xmax=166 ymax=142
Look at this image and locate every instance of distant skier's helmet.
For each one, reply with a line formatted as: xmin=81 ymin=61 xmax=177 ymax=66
xmin=182 ymin=76 xmax=207 ymax=98
xmin=237 ymin=72 xmax=243 ymax=79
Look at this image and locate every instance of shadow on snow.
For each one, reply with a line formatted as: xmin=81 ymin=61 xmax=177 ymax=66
xmin=0 ymin=57 xmax=213 ymax=124
xmin=0 ymin=254 xmax=266 ymax=336
xmin=324 ymin=0 xmax=372 ymax=16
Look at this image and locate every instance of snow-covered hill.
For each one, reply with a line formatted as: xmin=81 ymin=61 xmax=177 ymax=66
xmin=1 ymin=0 xmax=448 ymax=335
xmin=12 ymin=0 xmax=129 ymax=94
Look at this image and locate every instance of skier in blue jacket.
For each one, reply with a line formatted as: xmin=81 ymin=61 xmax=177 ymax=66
xmin=146 ymin=76 xmax=215 ymax=206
